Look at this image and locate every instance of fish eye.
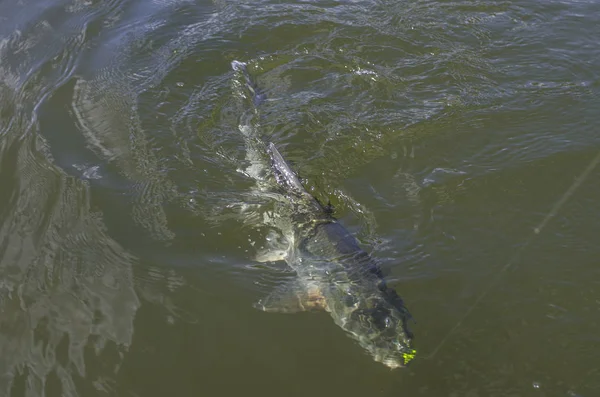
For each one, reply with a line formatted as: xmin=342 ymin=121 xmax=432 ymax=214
xmin=384 ymin=316 xmax=393 ymax=328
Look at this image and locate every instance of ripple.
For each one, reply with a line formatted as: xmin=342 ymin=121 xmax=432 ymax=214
xmin=1 ymin=0 xmax=599 ymax=393
xmin=70 ymin=76 xmax=177 ymax=241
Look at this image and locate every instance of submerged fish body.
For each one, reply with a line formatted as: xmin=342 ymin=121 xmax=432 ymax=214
xmin=231 ymin=62 xmax=416 ymax=368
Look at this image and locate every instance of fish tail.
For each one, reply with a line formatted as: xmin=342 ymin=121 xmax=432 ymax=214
xmin=231 ymin=60 xmax=266 ymax=106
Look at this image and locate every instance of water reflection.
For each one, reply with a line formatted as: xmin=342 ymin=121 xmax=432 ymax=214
xmin=0 ymin=135 xmax=139 ymax=396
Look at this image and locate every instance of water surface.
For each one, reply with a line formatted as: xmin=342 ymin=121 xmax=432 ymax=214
xmin=1 ymin=0 xmax=599 ymax=395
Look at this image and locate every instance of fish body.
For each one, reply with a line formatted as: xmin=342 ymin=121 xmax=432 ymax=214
xmin=231 ymin=61 xmax=416 ymax=368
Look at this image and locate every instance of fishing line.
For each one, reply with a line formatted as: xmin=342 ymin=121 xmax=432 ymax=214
xmin=423 ymin=148 xmax=600 ymax=360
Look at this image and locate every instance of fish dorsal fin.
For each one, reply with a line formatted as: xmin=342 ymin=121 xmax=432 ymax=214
xmin=254 ymin=279 xmax=328 ymax=313
xmin=267 ymin=142 xmax=308 ymax=195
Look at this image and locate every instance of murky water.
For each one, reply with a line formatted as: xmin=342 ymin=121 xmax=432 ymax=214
xmin=1 ymin=0 xmax=599 ymax=395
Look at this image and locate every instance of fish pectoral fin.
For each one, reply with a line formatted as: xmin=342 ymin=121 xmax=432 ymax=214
xmin=253 ymin=280 xmax=327 ymax=313
xmin=254 ymin=230 xmax=290 ymax=263
xmin=254 ymin=249 xmax=287 ymax=263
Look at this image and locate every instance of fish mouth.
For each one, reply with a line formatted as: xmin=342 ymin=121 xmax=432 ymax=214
xmin=378 ymin=352 xmax=415 ymax=369
xmin=381 ymin=358 xmax=404 ymax=369
xmin=373 ymin=346 xmax=417 ymax=369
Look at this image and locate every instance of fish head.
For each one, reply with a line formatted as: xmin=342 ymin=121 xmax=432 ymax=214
xmin=342 ymin=298 xmax=415 ymax=369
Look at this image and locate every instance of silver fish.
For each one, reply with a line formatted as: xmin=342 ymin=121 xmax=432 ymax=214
xmin=231 ymin=61 xmax=416 ymax=368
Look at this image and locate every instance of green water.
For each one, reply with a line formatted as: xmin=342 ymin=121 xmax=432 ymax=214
xmin=0 ymin=0 xmax=599 ymax=395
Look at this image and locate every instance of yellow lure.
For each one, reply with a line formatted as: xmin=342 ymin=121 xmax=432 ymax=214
xmin=403 ymin=349 xmax=417 ymax=365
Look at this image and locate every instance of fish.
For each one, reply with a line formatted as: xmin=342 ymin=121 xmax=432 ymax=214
xmin=231 ymin=61 xmax=416 ymax=369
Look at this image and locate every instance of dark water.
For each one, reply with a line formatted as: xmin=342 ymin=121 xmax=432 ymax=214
xmin=1 ymin=0 xmax=599 ymax=395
